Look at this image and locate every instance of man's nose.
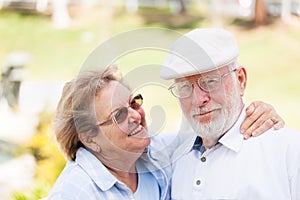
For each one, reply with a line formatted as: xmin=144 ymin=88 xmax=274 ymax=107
xmin=191 ymin=83 xmax=210 ymax=106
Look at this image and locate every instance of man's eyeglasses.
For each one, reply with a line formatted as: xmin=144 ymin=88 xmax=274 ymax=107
xmin=97 ymin=94 xmax=143 ymax=126
xmin=168 ymin=69 xmax=237 ymax=98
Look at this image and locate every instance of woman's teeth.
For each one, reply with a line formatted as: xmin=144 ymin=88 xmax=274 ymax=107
xmin=128 ymin=126 xmax=142 ymax=136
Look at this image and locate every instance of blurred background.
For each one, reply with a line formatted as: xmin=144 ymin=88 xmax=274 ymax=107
xmin=0 ymin=0 xmax=299 ymax=199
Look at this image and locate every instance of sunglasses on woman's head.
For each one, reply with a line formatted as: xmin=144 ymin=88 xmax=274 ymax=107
xmin=96 ymin=94 xmax=143 ymax=126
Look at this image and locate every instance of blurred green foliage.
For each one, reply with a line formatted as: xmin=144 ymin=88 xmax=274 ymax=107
xmin=0 ymin=5 xmax=206 ymax=80
xmin=11 ymin=112 xmax=65 ymax=200
xmin=0 ymin=11 xmax=97 ymax=80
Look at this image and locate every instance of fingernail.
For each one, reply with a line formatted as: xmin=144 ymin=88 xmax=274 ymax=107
xmin=247 ymin=104 xmax=254 ymax=112
xmin=241 ymin=129 xmax=245 ymax=134
xmin=244 ymin=134 xmax=249 ymax=140
xmin=273 ymin=124 xmax=279 ymax=130
xmin=252 ymin=131 xmax=257 ymax=136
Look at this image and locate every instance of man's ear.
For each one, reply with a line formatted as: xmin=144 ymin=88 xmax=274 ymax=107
xmin=236 ymin=66 xmax=247 ymax=96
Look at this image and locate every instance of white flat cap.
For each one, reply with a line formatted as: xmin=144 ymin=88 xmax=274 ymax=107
xmin=160 ymin=28 xmax=239 ymax=80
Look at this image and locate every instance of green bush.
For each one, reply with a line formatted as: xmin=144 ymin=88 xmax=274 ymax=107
xmin=12 ymin=112 xmax=66 ymax=200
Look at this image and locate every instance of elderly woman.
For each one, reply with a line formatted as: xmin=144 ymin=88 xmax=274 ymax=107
xmin=48 ymin=65 xmax=283 ymax=200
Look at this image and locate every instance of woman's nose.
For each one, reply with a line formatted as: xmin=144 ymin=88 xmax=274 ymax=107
xmin=128 ymin=106 xmax=142 ymax=123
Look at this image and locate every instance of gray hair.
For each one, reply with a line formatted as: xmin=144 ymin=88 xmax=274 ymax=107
xmin=52 ymin=65 xmax=123 ymax=161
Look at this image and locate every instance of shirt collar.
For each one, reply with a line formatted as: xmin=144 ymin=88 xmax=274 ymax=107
xmin=192 ymin=105 xmax=247 ymax=153
xmin=76 ymin=147 xmax=117 ymax=191
xmin=218 ymin=106 xmax=246 ymax=153
xmin=76 ymin=147 xmax=149 ymax=191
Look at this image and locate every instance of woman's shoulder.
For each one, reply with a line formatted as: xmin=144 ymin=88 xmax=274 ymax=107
xmin=48 ymin=161 xmax=94 ymax=199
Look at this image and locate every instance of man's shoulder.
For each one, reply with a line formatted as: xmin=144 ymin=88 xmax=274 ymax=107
xmin=150 ymin=131 xmax=196 ymax=151
xmin=152 ymin=131 xmax=193 ymax=142
xmin=262 ymin=127 xmax=300 ymax=141
xmin=247 ymin=127 xmax=300 ymax=151
xmin=148 ymin=131 xmax=197 ymax=163
xmin=274 ymin=127 xmax=300 ymax=146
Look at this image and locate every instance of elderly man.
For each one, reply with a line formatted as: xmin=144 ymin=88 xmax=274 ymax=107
xmin=160 ymin=28 xmax=300 ymax=199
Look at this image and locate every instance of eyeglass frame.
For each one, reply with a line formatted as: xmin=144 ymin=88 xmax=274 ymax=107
xmin=96 ymin=94 xmax=143 ymax=126
xmin=168 ymin=69 xmax=237 ymax=98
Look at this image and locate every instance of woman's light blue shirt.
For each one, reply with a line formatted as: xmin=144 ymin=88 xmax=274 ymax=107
xmin=134 ymin=161 xmax=160 ymax=200
xmin=48 ymin=147 xmax=170 ymax=200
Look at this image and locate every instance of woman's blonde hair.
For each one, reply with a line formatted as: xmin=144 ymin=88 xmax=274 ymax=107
xmin=53 ymin=65 xmax=122 ymax=161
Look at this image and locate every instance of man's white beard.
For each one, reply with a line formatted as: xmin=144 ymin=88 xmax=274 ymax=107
xmin=188 ymin=85 xmax=242 ymax=140
xmin=190 ymin=108 xmax=226 ymax=140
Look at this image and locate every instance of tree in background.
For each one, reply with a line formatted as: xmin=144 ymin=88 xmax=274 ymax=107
xmin=178 ymin=0 xmax=187 ymax=13
xmin=254 ymin=0 xmax=267 ymax=25
xmin=169 ymin=0 xmax=188 ymax=14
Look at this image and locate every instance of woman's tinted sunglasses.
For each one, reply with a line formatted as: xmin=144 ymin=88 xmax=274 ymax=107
xmin=96 ymin=94 xmax=143 ymax=126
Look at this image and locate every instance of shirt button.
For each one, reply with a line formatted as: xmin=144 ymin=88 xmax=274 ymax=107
xmin=196 ymin=179 xmax=201 ymax=185
xmin=201 ymin=157 xmax=206 ymax=162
